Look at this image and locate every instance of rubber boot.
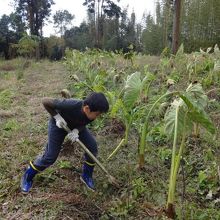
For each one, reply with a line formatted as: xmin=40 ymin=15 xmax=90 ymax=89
xmin=80 ymin=162 xmax=95 ymax=191
xmin=20 ymin=162 xmax=39 ymax=194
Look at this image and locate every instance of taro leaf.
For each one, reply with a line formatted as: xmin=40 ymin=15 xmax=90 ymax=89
xmin=164 ymin=99 xmax=193 ymax=139
xmin=142 ymin=72 xmax=155 ymax=84
xmin=180 ymin=93 xmax=215 ymax=134
xmin=214 ymin=44 xmax=219 ymax=52
xmin=176 ymin=44 xmax=184 ymax=57
xmin=165 ymin=83 xmax=215 ymax=139
xmin=214 ymin=60 xmax=220 ymax=72
xmin=124 ymin=72 xmax=143 ymax=108
xmin=206 ymin=47 xmax=212 ymax=53
xmin=185 ymin=83 xmax=208 ymax=109
xmin=214 ymin=44 xmax=220 ymax=56
xmin=182 ymin=83 xmax=215 ymax=134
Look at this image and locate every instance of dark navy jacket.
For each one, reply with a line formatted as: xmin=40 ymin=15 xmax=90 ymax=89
xmin=52 ymin=99 xmax=93 ymax=131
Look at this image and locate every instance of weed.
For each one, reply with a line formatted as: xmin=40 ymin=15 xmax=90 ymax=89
xmin=0 ymin=89 xmax=14 ymax=109
xmin=16 ymin=71 xmax=24 ymax=80
xmin=3 ymin=119 xmax=20 ymax=132
xmin=57 ymin=160 xmax=72 ymax=169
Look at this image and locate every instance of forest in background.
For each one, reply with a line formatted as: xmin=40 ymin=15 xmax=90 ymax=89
xmin=0 ymin=0 xmax=220 ymax=60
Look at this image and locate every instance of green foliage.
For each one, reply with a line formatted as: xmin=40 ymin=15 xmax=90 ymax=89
xmin=161 ymin=47 xmax=171 ymax=58
xmin=57 ymin=160 xmax=72 ymax=169
xmin=164 ymin=82 xmax=215 ymax=213
xmin=16 ymin=70 xmax=24 ymax=80
xmin=147 ymin=123 xmax=167 ymax=145
xmin=0 ymin=49 xmax=220 ymax=219
xmin=158 ymin=148 xmax=172 ymax=162
xmin=44 ymin=36 xmax=65 ymax=60
xmin=131 ymin=177 xmax=146 ymax=199
xmin=0 ymin=89 xmax=13 ymax=109
xmin=123 ymin=72 xmax=143 ymax=108
xmin=1 ymin=0 xmax=220 ymax=57
xmin=3 ymin=119 xmax=20 ymax=132
xmin=14 ymin=34 xmax=40 ymax=58
xmin=182 ymin=0 xmax=220 ymax=53
xmin=0 ymin=13 xmax=24 ymax=59
xmin=164 ymin=99 xmax=193 ymax=139
xmin=198 ymin=164 xmax=218 ymax=191
xmin=15 ymin=0 xmax=55 ymax=36
xmin=165 ymin=83 xmax=215 ymax=138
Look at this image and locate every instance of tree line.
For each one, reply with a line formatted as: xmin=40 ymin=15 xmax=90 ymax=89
xmin=0 ymin=0 xmax=219 ymax=60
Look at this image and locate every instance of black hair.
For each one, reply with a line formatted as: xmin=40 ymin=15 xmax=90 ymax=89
xmin=83 ymin=92 xmax=109 ymax=113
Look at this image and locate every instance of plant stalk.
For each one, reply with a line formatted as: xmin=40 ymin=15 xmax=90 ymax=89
xmin=107 ymin=139 xmax=125 ymax=161
xmin=124 ymin=117 xmax=132 ymax=146
xmin=139 ymin=91 xmax=179 ymax=168
xmin=167 ymin=111 xmax=187 ymax=212
xmin=167 ymin=105 xmax=179 ymax=206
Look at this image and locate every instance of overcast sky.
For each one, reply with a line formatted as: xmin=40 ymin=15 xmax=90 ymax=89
xmin=0 ymin=0 xmax=156 ymax=36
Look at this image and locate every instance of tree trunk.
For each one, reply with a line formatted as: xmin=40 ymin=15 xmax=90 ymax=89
xmin=28 ymin=0 xmax=34 ymax=35
xmin=172 ymin=0 xmax=182 ymax=54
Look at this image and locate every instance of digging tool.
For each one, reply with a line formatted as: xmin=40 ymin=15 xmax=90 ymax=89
xmin=62 ymin=124 xmax=120 ymax=188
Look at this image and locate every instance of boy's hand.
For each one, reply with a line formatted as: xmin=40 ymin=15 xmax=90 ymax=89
xmin=53 ymin=114 xmax=67 ymax=129
xmin=67 ymin=129 xmax=79 ymax=142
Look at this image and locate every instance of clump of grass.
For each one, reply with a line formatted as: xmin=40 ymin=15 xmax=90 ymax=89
xmin=0 ymin=72 xmax=10 ymax=79
xmin=3 ymin=119 xmax=20 ymax=132
xmin=0 ymin=89 xmax=14 ymax=109
xmin=16 ymin=71 xmax=24 ymax=80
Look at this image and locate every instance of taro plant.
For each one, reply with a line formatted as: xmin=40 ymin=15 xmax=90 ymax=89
xmin=65 ymin=49 xmax=120 ymax=96
xmin=108 ymin=71 xmax=154 ymax=159
xmin=139 ymin=90 xmax=179 ymax=168
xmin=123 ymin=44 xmax=135 ymax=66
xmin=164 ymin=83 xmax=215 ymax=218
xmin=138 ymin=83 xmax=215 ymax=218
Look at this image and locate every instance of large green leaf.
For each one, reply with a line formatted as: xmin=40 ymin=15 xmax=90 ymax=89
xmin=164 ymin=99 xmax=193 ymax=139
xmin=181 ymin=83 xmax=215 ymax=134
xmin=185 ymin=83 xmax=208 ymax=109
xmin=123 ymin=72 xmax=143 ymax=109
xmin=165 ymin=83 xmax=215 ymax=138
xmin=175 ymin=44 xmax=184 ymax=57
xmin=180 ymin=93 xmax=215 ymax=134
xmin=214 ymin=60 xmax=220 ymax=72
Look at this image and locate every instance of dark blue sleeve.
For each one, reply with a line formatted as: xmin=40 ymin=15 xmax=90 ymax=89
xmin=53 ymin=99 xmax=79 ymax=111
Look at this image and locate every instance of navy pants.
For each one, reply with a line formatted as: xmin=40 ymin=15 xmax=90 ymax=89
xmin=34 ymin=119 xmax=97 ymax=171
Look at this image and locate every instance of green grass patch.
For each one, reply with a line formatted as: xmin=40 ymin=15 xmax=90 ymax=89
xmin=3 ymin=119 xmax=20 ymax=132
xmin=0 ymin=89 xmax=14 ymax=109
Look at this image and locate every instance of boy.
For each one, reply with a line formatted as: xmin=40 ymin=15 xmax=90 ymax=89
xmin=21 ymin=92 xmax=109 ymax=193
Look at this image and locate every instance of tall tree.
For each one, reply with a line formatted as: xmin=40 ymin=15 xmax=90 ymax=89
xmin=10 ymin=12 xmax=26 ymax=37
xmin=161 ymin=0 xmax=173 ymax=49
xmin=172 ymin=0 xmax=182 ymax=54
xmin=83 ymin=0 xmax=122 ymax=48
xmin=181 ymin=0 xmax=220 ymax=52
xmin=0 ymin=15 xmax=13 ymax=59
xmin=0 ymin=13 xmax=25 ymax=59
xmin=14 ymin=0 xmax=54 ymax=36
xmin=64 ymin=22 xmax=93 ymax=50
xmin=53 ymin=10 xmax=74 ymax=36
